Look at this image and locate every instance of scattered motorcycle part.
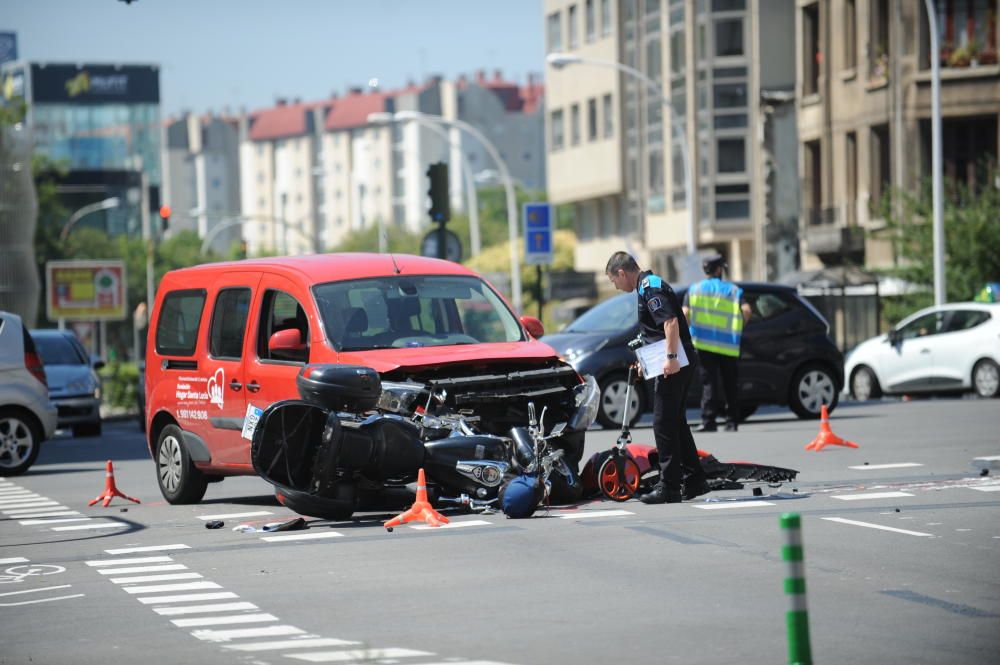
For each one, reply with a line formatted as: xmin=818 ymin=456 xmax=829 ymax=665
xmin=232 ymin=524 xmax=256 ymax=533
xmin=204 ymin=520 xmax=224 ymax=529
xmin=262 ymin=517 xmax=307 ymax=532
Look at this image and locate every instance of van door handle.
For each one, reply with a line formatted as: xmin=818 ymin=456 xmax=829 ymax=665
xmin=920 ymin=348 xmax=931 ymax=354
xmin=229 ymin=379 xmax=242 ymax=391
xmin=246 ymin=381 xmax=261 ymax=393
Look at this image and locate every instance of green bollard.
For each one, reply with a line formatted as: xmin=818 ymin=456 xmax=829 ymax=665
xmin=780 ymin=513 xmax=812 ymax=665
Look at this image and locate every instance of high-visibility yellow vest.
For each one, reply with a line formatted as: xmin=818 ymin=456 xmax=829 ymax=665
xmin=687 ymin=278 xmax=743 ymax=357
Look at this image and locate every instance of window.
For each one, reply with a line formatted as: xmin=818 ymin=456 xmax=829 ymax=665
xmin=670 ymin=29 xmax=686 ymax=74
xmin=717 ymin=138 xmax=746 ymax=172
xmin=155 ymin=290 xmax=207 ymax=356
xmin=550 ymin=109 xmax=565 ymax=150
xmin=898 ymin=311 xmax=944 ymax=340
xmin=209 ymin=288 xmax=251 ymax=359
xmin=804 ymin=139 xmax=822 ymax=224
xmin=803 ymin=3 xmax=820 ymax=96
xmin=587 ymin=98 xmax=598 ymax=141
xmin=713 ymin=83 xmax=746 ymax=108
xmin=568 ymin=4 xmax=579 ymax=48
xmin=547 ymin=11 xmax=562 ymax=52
xmin=715 ymin=19 xmax=744 ymax=57
xmin=869 ymin=0 xmax=889 ymax=79
xmin=570 ymin=104 xmax=581 ymax=145
xmin=747 ymin=292 xmax=793 ymax=323
xmin=601 ymin=0 xmax=611 ymax=36
xmin=943 ymin=309 xmax=991 ymax=333
xmin=845 ymin=132 xmax=857 ymax=224
xmin=602 ymin=94 xmax=614 ymax=138
xmin=712 ymin=0 xmax=745 ymax=9
xmin=870 ymin=123 xmax=891 ymax=207
xmin=715 ymin=199 xmax=750 ymax=218
xmin=714 ymin=114 xmax=747 ymax=129
xmin=844 ymin=0 xmax=857 ymax=70
xmin=258 ymin=290 xmax=309 ymax=363
xmin=586 ymin=0 xmax=596 ymax=41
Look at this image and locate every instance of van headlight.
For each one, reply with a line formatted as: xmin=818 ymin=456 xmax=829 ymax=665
xmin=568 ymin=375 xmax=599 ymax=431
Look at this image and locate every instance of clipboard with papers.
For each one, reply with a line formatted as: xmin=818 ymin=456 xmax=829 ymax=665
xmin=634 ymin=340 xmax=689 ymax=380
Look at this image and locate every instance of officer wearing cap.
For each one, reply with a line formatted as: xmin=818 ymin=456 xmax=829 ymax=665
xmin=605 ymin=251 xmax=710 ymax=504
xmin=683 ymin=254 xmax=751 ymax=432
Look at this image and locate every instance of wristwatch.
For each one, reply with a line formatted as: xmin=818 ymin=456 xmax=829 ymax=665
xmin=666 ymin=352 xmax=678 ymax=359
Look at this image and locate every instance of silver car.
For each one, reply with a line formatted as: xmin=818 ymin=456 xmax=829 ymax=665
xmin=30 ymin=329 xmax=104 ymax=437
xmin=0 ymin=312 xmax=57 ymax=475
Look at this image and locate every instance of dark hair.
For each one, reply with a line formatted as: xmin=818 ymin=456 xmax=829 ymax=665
xmin=605 ymin=251 xmax=639 ymax=275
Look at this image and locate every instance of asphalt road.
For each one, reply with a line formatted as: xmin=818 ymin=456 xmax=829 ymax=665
xmin=1 ymin=398 xmax=998 ymax=665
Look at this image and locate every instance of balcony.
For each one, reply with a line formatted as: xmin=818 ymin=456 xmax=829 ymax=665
xmin=802 ymin=206 xmax=865 ymax=261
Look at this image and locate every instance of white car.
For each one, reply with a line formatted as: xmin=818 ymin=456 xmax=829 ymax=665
xmin=0 ymin=311 xmax=58 ymax=475
xmin=846 ymin=302 xmax=1000 ymax=401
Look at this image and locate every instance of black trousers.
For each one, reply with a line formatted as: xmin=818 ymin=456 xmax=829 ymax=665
xmin=698 ymin=350 xmax=739 ymax=425
xmin=652 ymin=364 xmax=706 ymax=490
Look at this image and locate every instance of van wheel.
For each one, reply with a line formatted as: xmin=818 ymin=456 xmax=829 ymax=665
xmin=789 ymin=364 xmax=839 ymax=419
xmin=850 ymin=366 xmax=882 ymax=401
xmin=0 ymin=408 xmax=42 ymax=476
xmin=972 ymin=359 xmax=1000 ymax=398
xmin=156 ymin=425 xmax=208 ymax=504
xmin=596 ymin=372 xmax=643 ymax=429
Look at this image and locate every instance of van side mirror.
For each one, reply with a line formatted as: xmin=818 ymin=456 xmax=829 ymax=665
xmin=520 ymin=316 xmax=544 ymax=338
xmin=93 ymin=359 xmax=106 ymax=371
xmin=269 ymin=329 xmax=304 ymax=354
xmin=886 ymin=329 xmax=899 ymax=344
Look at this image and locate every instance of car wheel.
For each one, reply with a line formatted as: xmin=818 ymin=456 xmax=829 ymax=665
xmin=596 ymin=372 xmax=642 ymax=429
xmin=850 ymin=365 xmax=882 ymax=401
xmin=0 ymin=408 xmax=42 ymax=476
xmin=789 ymin=364 xmax=839 ymax=419
xmin=73 ymin=421 xmax=102 ymax=438
xmin=155 ymin=424 xmax=208 ymax=504
xmin=972 ymin=359 xmax=1000 ymax=398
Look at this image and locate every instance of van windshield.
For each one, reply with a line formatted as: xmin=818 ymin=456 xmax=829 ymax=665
xmin=312 ymin=275 xmax=524 ymax=351
xmin=566 ymin=293 xmax=638 ymax=332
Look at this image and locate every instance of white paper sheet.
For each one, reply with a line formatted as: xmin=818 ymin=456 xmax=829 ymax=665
xmin=635 ymin=340 xmax=689 ymax=380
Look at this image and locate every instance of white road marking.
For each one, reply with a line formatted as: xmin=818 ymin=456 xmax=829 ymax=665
xmin=0 ymin=493 xmax=42 ymax=500
xmin=973 ymin=455 xmax=1000 ymax=461
xmin=196 ymin=511 xmax=273 ymax=520
xmin=51 ymin=521 xmax=128 ymax=531
xmin=171 ymin=613 xmax=278 ymax=628
xmin=154 ymin=601 xmax=259 ymax=616
xmin=87 ymin=556 xmax=174 ymax=566
xmin=260 ymin=532 xmax=344 ymax=542
xmin=0 ymin=558 xmax=29 ymax=565
xmin=848 ymin=463 xmax=923 ymax=470
xmin=105 ymin=544 xmax=190 ymax=555
xmin=832 ymin=491 xmax=914 ymax=501
xmin=221 ymin=638 xmax=361 ymax=651
xmin=692 ymin=501 xmax=776 ymax=510
xmin=956 ymin=528 xmax=973 ymax=532
xmin=0 ymin=584 xmax=72 ymax=597
xmin=191 ymin=625 xmax=306 ymax=642
xmin=124 ymin=581 xmax=222 ymax=594
xmin=970 ymin=486 xmax=1000 ymax=492
xmin=111 ymin=572 xmax=203 ymax=584
xmin=2 ymin=505 xmax=70 ymax=514
xmin=7 ymin=511 xmax=82 ymax=519
xmin=822 ymin=517 xmax=934 ymax=537
xmin=18 ymin=517 xmax=91 ymax=525
xmin=410 ymin=520 xmax=492 ymax=530
xmin=96 ymin=564 xmax=187 ymax=575
xmin=0 ymin=501 xmax=60 ymax=509
xmin=137 ymin=592 xmax=238 ymax=604
xmin=552 ymin=510 xmax=635 ymax=519
xmin=417 ymin=662 xmax=520 ymax=665
xmin=287 ymin=648 xmax=434 ymax=663
xmin=0 ymin=593 xmax=85 ymax=607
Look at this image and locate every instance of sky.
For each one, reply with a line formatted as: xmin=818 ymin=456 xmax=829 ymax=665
xmin=5 ymin=0 xmax=545 ymax=117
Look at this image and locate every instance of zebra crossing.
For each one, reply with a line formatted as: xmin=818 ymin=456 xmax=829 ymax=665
xmin=0 ymin=479 xmax=129 ymax=532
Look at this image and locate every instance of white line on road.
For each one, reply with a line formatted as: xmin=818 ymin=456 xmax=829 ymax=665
xmin=154 ymin=601 xmax=258 ymax=616
xmin=2 ymin=505 xmax=69 ymax=515
xmin=0 ymin=584 xmax=72 ymax=597
xmin=18 ymin=517 xmax=91 ymax=525
xmin=848 ymin=463 xmax=924 ymax=470
xmin=221 ymin=638 xmax=361 ymax=652
xmin=0 ymin=557 xmax=29 ymax=565
xmin=260 ymin=532 xmax=344 ymax=542
xmin=87 ymin=556 xmax=175 ymax=566
xmin=124 ymin=581 xmax=222 ymax=594
xmin=973 ymin=455 xmax=1000 ymax=461
xmin=822 ymin=517 xmax=934 ymax=537
xmin=0 ymin=594 xmax=85 ymax=607
xmin=96 ymin=564 xmax=187 ymax=575
xmin=0 ymin=501 xmax=60 ymax=510
xmin=552 ymin=510 xmax=635 ymax=519
xmin=111 ymin=572 xmax=203 ymax=584
xmin=105 ymin=544 xmax=190 ymax=555
xmin=196 ymin=511 xmax=273 ymax=520
xmin=171 ymin=613 xmax=278 ymax=628
xmin=970 ymin=486 xmax=1000 ymax=492
xmin=137 ymin=592 xmax=239 ymax=604
xmin=7 ymin=511 xmax=82 ymax=519
xmin=692 ymin=501 xmax=776 ymax=510
xmin=410 ymin=520 xmax=492 ymax=530
xmin=0 ymin=493 xmax=43 ymax=502
xmin=287 ymin=648 xmax=434 ymax=663
xmin=51 ymin=521 xmax=128 ymax=531
xmin=832 ymin=491 xmax=914 ymax=501
xmin=191 ymin=625 xmax=306 ymax=642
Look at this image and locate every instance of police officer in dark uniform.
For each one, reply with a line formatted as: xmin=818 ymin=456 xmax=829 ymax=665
xmin=605 ymin=251 xmax=710 ymax=504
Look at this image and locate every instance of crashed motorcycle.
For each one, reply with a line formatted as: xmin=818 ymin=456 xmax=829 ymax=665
xmin=250 ymin=363 xmax=600 ymax=521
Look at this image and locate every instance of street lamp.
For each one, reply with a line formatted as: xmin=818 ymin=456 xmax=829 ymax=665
xmin=59 ymin=197 xmax=121 ymax=242
xmin=924 ymin=0 xmax=945 ymax=306
xmin=198 ymin=214 xmax=312 ymax=256
xmin=369 ymin=110 xmax=522 ymax=312
xmin=547 ymin=52 xmax=697 ymax=259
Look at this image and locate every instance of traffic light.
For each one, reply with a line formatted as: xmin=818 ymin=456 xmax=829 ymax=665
xmin=159 ymin=205 xmax=171 ymax=231
xmin=426 ymin=162 xmax=450 ymax=222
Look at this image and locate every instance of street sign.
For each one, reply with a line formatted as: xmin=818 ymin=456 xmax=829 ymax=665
xmin=46 ymin=260 xmax=127 ymax=321
xmin=524 ymin=202 xmax=553 ymax=266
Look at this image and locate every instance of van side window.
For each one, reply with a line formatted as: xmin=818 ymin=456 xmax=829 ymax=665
xmin=155 ymin=290 xmax=207 ymax=356
xmin=258 ymin=290 xmax=309 ymax=363
xmin=209 ymin=288 xmax=252 ymax=359
xmin=746 ymin=292 xmax=792 ymax=323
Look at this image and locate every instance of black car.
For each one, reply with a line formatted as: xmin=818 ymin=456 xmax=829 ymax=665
xmin=542 ymin=283 xmax=844 ymax=428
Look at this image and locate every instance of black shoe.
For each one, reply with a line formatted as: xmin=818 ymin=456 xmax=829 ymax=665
xmin=695 ymin=422 xmax=717 ymax=432
xmin=724 ymin=422 xmax=738 ymax=432
xmin=683 ymin=477 xmax=711 ymax=500
xmin=639 ymin=485 xmax=683 ymax=504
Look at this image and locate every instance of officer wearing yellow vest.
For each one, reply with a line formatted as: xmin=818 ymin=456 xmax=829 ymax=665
xmin=682 ymin=254 xmax=751 ymax=432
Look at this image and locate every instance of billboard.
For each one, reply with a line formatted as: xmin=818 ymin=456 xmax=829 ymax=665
xmin=30 ymin=63 xmax=159 ymax=104
xmin=0 ymin=33 xmax=16 ymax=67
xmin=46 ymin=260 xmax=127 ymax=321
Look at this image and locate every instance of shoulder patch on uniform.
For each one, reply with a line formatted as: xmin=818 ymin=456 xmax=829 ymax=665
xmin=646 ymin=274 xmax=663 ymax=289
xmin=647 ymin=296 xmax=663 ymax=311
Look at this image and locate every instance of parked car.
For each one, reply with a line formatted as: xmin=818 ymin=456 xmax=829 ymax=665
xmin=0 ymin=312 xmax=57 ymax=475
xmin=542 ymin=283 xmax=844 ymax=428
xmin=145 ymin=254 xmax=596 ymax=504
xmin=846 ymin=302 xmax=1000 ymax=400
xmin=30 ymin=329 xmax=104 ymax=437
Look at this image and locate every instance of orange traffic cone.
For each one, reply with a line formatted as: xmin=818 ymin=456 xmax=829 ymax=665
xmin=805 ymin=405 xmax=859 ymax=451
xmin=88 ymin=460 xmax=141 ymax=507
xmin=384 ymin=469 xmax=449 ymax=529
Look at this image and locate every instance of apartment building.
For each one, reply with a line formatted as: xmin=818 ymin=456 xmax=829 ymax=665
xmin=795 ymin=0 xmax=1000 ymax=271
xmin=544 ymin=0 xmax=798 ymax=283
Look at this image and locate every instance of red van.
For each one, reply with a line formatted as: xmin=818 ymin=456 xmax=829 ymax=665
xmin=145 ymin=254 xmax=595 ymax=504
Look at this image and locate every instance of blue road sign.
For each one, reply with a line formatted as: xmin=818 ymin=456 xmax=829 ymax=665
xmin=524 ymin=202 xmax=553 ymax=265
